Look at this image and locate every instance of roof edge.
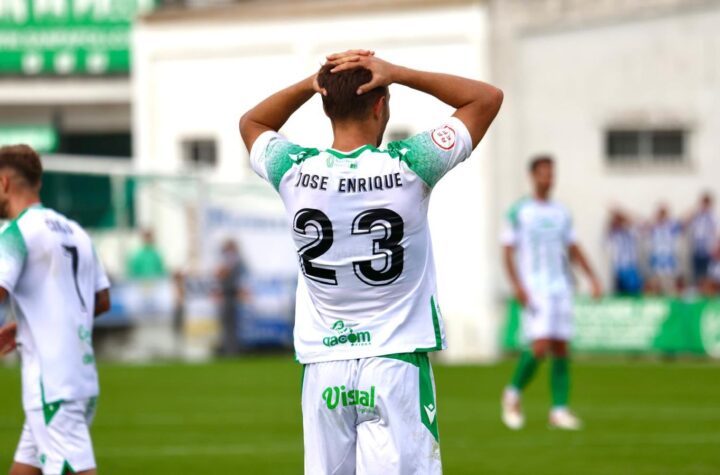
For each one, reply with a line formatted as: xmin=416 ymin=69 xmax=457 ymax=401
xmin=141 ymin=0 xmax=484 ymax=24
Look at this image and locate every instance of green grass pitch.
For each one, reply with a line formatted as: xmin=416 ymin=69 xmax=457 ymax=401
xmin=1 ymin=358 xmax=719 ymax=474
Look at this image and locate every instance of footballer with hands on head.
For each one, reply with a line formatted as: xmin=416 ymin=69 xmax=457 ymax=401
xmin=240 ymin=50 xmax=502 ymax=474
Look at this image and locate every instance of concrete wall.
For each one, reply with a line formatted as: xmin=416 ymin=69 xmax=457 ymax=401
xmin=134 ymin=0 xmax=720 ymax=360
xmin=509 ymin=3 xmax=720 ymax=288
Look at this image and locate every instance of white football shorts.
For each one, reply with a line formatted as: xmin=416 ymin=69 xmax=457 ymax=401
xmin=14 ymin=397 xmax=98 ymax=474
xmin=302 ymin=353 xmax=441 ymax=475
xmin=522 ymin=291 xmax=574 ymax=341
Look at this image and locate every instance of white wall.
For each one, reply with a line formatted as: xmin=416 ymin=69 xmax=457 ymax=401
xmin=133 ymin=2 xmax=500 ymax=361
xmin=514 ymin=5 xmax=720 ymax=288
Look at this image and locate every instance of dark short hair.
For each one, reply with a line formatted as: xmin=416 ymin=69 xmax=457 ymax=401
xmin=317 ymin=64 xmax=388 ymax=121
xmin=529 ymin=155 xmax=554 ymax=173
xmin=0 ymin=144 xmax=43 ymax=188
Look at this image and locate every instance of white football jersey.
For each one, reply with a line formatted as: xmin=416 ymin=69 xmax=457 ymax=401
xmin=501 ymin=198 xmax=577 ymax=295
xmin=251 ymin=117 xmax=473 ymax=363
xmin=0 ymin=205 xmax=109 ymax=410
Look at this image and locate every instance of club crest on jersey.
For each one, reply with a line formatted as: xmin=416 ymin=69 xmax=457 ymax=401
xmin=431 ymin=125 xmax=456 ymax=150
xmin=323 ymin=320 xmax=372 ymax=348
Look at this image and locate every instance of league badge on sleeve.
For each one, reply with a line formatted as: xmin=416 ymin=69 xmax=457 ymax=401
xmin=431 ymin=125 xmax=456 ymax=151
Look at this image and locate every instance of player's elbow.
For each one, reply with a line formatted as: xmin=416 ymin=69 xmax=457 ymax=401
xmin=485 ymin=86 xmax=504 ymax=114
xmin=239 ymin=112 xmax=252 ymax=136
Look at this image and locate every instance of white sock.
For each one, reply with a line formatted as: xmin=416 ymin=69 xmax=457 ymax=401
xmin=504 ymin=386 xmax=521 ymax=402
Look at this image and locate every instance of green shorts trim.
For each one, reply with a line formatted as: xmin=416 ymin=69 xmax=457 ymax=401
xmin=382 ymin=352 xmax=439 ymax=442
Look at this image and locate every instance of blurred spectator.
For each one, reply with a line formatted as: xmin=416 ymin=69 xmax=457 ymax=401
xmin=216 ymin=239 xmax=246 ymax=356
xmin=702 ymin=245 xmax=720 ymax=296
xmin=607 ymin=210 xmax=643 ymax=296
xmin=685 ymin=192 xmax=717 ymax=286
xmin=127 ymin=230 xmax=167 ymax=279
xmin=172 ymin=271 xmax=186 ymax=355
xmin=645 ymin=205 xmax=683 ymax=296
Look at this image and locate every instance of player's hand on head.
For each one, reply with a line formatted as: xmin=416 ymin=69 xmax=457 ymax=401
xmin=314 ymin=50 xmax=374 ymax=96
xmin=329 ymin=54 xmax=394 ymax=95
xmin=312 ymin=74 xmax=327 ymax=97
xmin=0 ymin=321 xmax=17 ymax=356
xmin=325 ymin=49 xmax=375 ymax=62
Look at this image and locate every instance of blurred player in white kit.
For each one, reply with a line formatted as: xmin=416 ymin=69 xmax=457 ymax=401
xmin=501 ymin=155 xmax=601 ymax=431
xmin=0 ymin=145 xmax=111 ymax=475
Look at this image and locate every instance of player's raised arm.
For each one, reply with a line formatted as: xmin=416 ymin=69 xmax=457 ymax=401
xmin=503 ymin=245 xmax=529 ymax=307
xmin=239 ymin=75 xmax=317 ymax=152
xmin=239 ymin=50 xmax=375 ymax=152
xmin=328 ymin=53 xmax=503 ymax=147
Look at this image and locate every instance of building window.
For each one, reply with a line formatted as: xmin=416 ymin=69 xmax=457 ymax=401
xmin=182 ymin=138 xmax=217 ymax=169
xmin=606 ymin=129 xmax=687 ymax=165
xmin=60 ymin=132 xmax=132 ymax=158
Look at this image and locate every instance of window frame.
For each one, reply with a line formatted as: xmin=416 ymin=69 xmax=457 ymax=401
xmin=604 ymin=127 xmax=690 ymax=168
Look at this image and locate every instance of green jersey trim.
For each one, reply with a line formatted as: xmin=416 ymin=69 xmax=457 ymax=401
xmin=325 ymin=144 xmax=378 ymax=159
xmin=386 ymin=136 xmax=445 ymax=188
xmin=414 ymin=296 xmax=443 ymax=352
xmin=17 ymin=203 xmax=44 ymax=220
xmin=0 ymin=203 xmax=41 ymax=271
xmin=506 ymin=197 xmax=530 ymax=227
xmin=0 ymin=218 xmax=28 ymax=261
xmin=265 ymin=140 xmax=320 ymax=191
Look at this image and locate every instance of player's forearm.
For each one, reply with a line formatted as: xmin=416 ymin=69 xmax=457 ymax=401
xmin=392 ymin=66 xmax=502 ymax=113
xmin=570 ymin=245 xmax=598 ymax=282
xmin=503 ymin=247 xmax=523 ymax=292
xmin=239 ymin=75 xmax=316 ymax=148
xmin=391 ymin=66 xmax=502 ymax=146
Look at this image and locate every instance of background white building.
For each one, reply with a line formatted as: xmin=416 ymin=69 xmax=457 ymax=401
xmin=492 ymin=0 xmax=720 ymax=294
xmin=0 ymin=0 xmax=157 ymax=272
xmin=131 ymin=0 xmax=720 ymax=361
xmin=133 ymin=0 xmax=498 ymax=361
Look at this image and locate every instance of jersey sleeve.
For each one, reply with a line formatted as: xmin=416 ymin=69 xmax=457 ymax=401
xmin=387 ymin=117 xmax=473 ymax=188
xmin=93 ymin=247 xmax=110 ymax=292
xmin=249 ymin=131 xmax=319 ymax=191
xmin=501 ymin=199 xmax=526 ymax=246
xmin=0 ymin=221 xmax=27 ymax=293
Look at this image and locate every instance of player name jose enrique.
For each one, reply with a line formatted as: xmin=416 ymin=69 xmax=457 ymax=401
xmin=294 ymin=172 xmax=403 ymax=193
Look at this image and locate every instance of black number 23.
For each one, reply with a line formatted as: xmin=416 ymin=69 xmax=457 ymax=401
xmin=293 ymin=208 xmax=404 ymax=287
